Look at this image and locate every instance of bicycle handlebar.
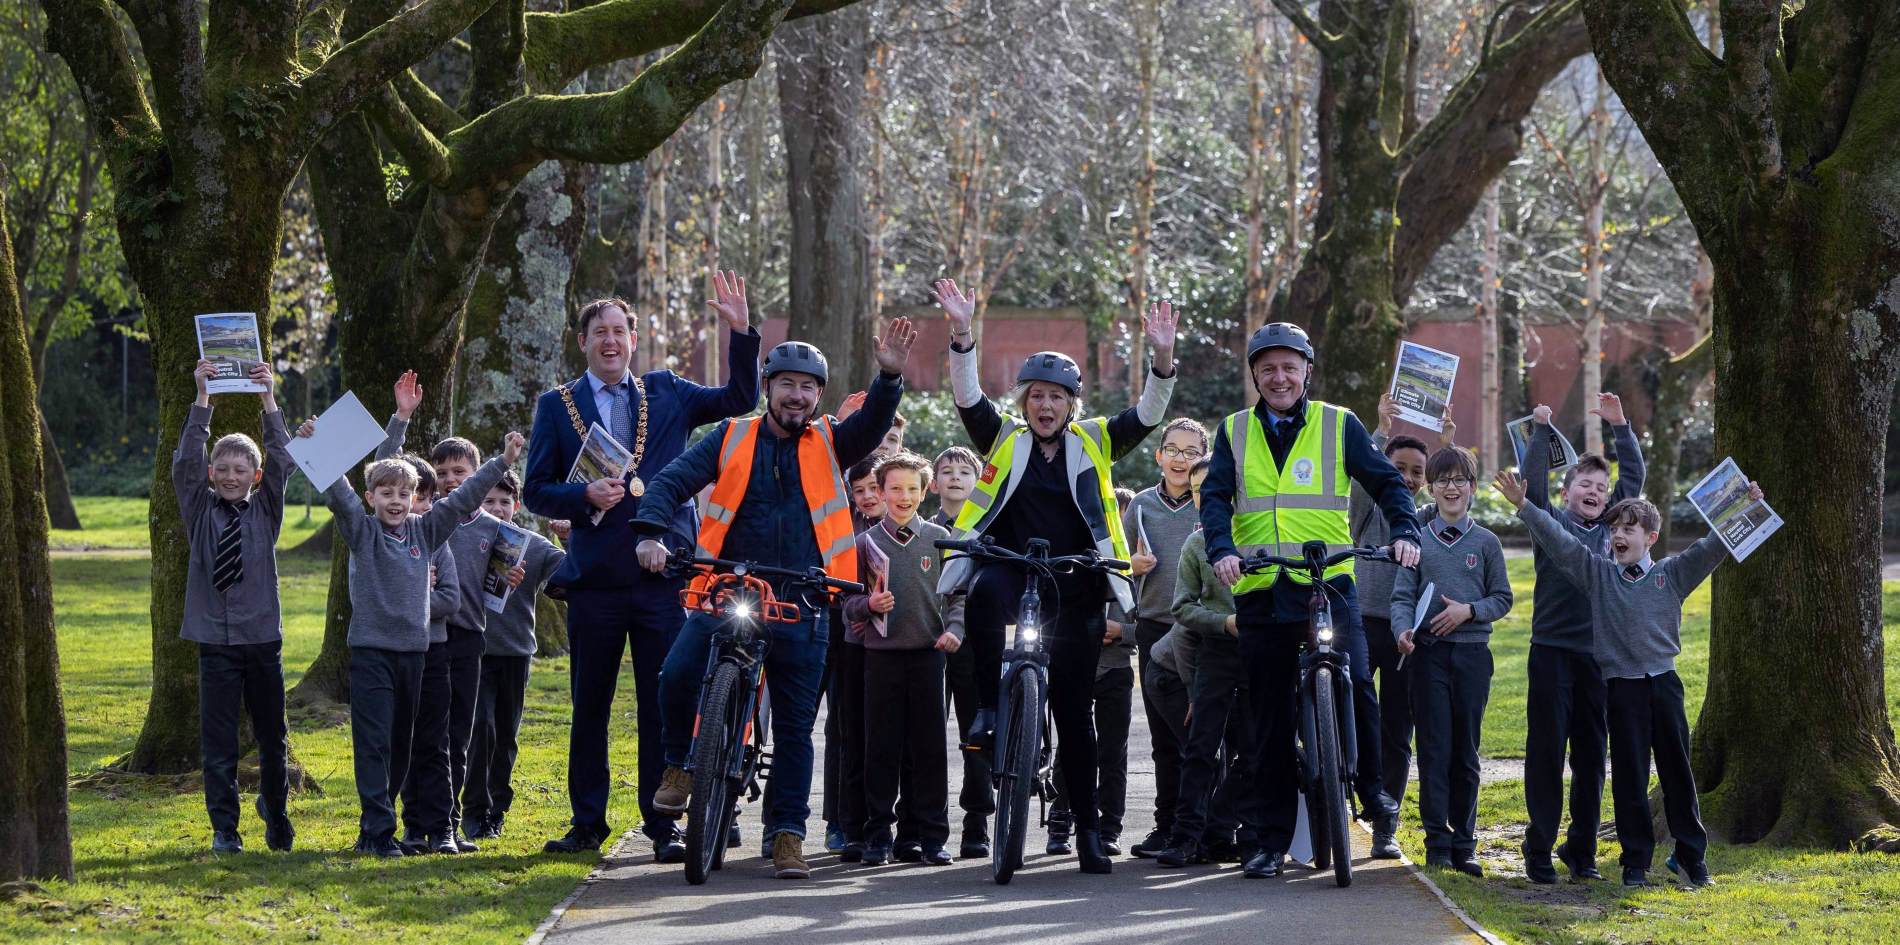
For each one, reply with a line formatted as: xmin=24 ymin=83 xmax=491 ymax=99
xmin=934 ymin=537 xmax=1131 ymax=574
xmin=667 ymin=548 xmax=867 ymax=597
xmin=1238 ymin=543 xmax=1396 ymax=579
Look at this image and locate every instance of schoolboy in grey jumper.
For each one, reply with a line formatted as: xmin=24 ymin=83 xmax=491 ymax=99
xmin=464 ymin=470 xmax=567 ymax=840
xmin=1497 ymin=469 xmax=1757 ymax=890
xmin=1392 ymin=446 xmax=1513 ymax=878
xmin=177 ymin=358 xmax=296 ymax=854
xmin=311 ymin=410 xmax=522 ymax=857
xmin=843 ymin=452 xmax=965 ymax=866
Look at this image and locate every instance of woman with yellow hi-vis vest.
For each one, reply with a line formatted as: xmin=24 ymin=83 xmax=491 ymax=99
xmin=929 ymin=278 xmax=1179 ymax=876
xmin=1199 ymin=322 xmax=1422 ymax=879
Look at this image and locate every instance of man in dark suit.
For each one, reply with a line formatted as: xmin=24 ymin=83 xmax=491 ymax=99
xmin=524 ymin=272 xmax=761 ymax=858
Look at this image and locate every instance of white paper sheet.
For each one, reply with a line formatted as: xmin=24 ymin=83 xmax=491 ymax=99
xmin=1688 ymin=457 xmax=1782 ymax=562
xmin=1506 ymin=414 xmax=1580 ymax=473
xmin=286 ymin=390 xmax=388 ymax=490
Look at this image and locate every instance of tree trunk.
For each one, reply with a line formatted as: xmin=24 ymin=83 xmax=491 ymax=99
xmin=535 ymin=593 xmax=569 ymax=657
xmin=1127 ymin=0 xmax=1161 ymax=395
xmin=0 ymin=182 xmax=72 ymax=883
xmin=1640 ymin=332 xmax=1708 ymax=551
xmin=1477 ymin=182 xmax=1501 ymax=471
xmin=39 ymin=418 xmax=81 ymax=531
xmin=1498 ymin=289 xmax=1526 ymax=461
xmin=1579 ymin=67 xmax=1609 ymax=455
xmin=777 ymin=6 xmax=873 ymax=409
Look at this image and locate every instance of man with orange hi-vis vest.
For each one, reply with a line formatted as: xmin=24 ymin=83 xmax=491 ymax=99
xmin=632 ymin=319 xmax=918 ymax=880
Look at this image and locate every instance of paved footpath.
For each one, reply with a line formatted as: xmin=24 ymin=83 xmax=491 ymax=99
xmin=538 ymin=701 xmax=1485 ymax=945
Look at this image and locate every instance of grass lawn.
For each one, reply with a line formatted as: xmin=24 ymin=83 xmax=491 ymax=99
xmin=7 ymin=551 xmax=643 ymax=945
xmin=51 ymin=496 xmax=332 ymax=553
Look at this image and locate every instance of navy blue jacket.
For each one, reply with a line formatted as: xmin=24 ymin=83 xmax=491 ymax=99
xmin=1201 ymin=397 xmax=1419 ymax=625
xmin=523 ymin=329 xmax=761 ymax=590
xmin=632 ymin=371 xmax=902 ymax=595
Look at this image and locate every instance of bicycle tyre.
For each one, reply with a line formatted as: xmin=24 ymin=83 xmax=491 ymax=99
xmin=684 ymin=662 xmax=742 ymax=885
xmin=1313 ymin=667 xmax=1353 ymax=887
xmin=993 ymin=670 xmax=1041 ymax=885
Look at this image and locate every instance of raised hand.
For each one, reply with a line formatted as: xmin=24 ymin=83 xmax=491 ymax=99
xmin=836 ymin=390 xmax=868 ymax=422
xmin=1438 ymin=403 xmax=1457 ymax=448
xmin=1747 ymin=480 xmax=1764 ymax=503
xmin=194 ymin=359 xmax=217 ymax=405
xmin=295 ymin=417 xmax=317 ymax=438
xmin=501 ymin=431 xmax=526 ymax=465
xmin=705 ymin=270 xmax=751 ymax=332
xmin=874 ymin=316 xmax=918 ymax=375
xmin=1377 ymin=392 xmax=1400 ymax=437
xmin=1142 ymin=299 xmax=1180 ymax=356
xmin=931 ymin=279 xmax=976 ymax=337
xmin=1492 ymin=468 xmax=1528 ymax=508
xmin=1532 ymin=403 xmax=1553 ymax=426
xmin=547 ymin=519 xmax=572 ymax=542
xmin=1589 ymin=391 xmax=1626 ymax=426
xmin=393 ymin=370 xmax=424 ymax=420
xmin=249 ymin=362 xmax=278 ymax=411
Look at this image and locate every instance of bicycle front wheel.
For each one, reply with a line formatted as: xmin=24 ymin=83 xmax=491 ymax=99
xmin=993 ymin=670 xmax=1042 ymax=885
xmin=684 ymin=662 xmax=742 ymax=885
xmin=1313 ymin=666 xmax=1353 ymax=887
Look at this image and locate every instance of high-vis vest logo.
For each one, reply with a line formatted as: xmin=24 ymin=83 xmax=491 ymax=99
xmin=1225 ymin=401 xmax=1356 ymax=596
xmin=694 ymin=416 xmax=859 ymax=586
xmin=940 ymin=415 xmax=1134 ymax=611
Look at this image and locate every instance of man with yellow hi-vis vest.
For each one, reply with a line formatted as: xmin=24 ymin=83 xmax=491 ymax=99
xmin=1200 ymin=322 xmax=1422 ymax=878
xmin=929 ymin=278 xmax=1179 ymax=877
xmin=629 ymin=320 xmax=918 ymax=881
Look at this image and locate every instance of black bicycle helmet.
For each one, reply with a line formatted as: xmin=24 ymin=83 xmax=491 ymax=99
xmin=762 ymin=340 xmax=828 ymax=385
xmin=1246 ymin=322 xmax=1314 ymax=364
xmin=1016 ymin=351 xmax=1082 ymax=396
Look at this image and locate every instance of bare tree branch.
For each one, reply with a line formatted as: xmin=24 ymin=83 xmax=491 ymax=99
xmin=1270 ymin=0 xmax=1327 ymax=46
xmin=368 ymin=86 xmax=453 ymax=186
xmin=40 ymin=0 xmax=163 ymax=177
xmin=292 ymin=0 xmax=498 ymax=153
xmin=396 ymin=70 xmax=468 ymax=134
xmin=1398 ymin=0 xmax=1580 ymax=165
xmin=523 ymin=0 xmax=859 ymax=92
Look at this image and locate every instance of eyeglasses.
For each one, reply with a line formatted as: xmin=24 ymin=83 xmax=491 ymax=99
xmin=1160 ymin=445 xmax=1206 ymax=460
xmin=1432 ymin=477 xmax=1474 ymax=488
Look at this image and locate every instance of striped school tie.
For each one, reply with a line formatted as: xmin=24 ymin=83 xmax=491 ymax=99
xmin=213 ymin=499 xmax=248 ymax=592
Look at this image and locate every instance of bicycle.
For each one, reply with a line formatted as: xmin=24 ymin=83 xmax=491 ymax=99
xmin=1237 ymin=540 xmax=1397 ymax=888
xmin=666 ymin=549 xmax=864 ymax=885
xmin=935 ymin=536 xmax=1130 ymax=885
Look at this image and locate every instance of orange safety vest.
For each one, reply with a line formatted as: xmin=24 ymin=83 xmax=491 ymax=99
xmin=694 ymin=415 xmax=859 ymax=584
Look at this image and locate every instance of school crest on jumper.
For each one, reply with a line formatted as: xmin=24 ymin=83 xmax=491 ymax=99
xmin=409 ymin=546 xmax=422 ymax=559
xmin=1292 ymin=457 xmax=1315 ymax=486
xmin=1654 ymin=573 xmax=1667 ymax=589
xmin=919 ymin=556 xmax=933 ymax=572
xmin=480 ymin=538 xmax=491 ymax=553
xmin=1465 ymin=553 xmax=1478 ymax=569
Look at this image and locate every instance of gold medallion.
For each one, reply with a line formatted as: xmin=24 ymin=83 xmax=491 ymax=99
xmin=627 ymin=476 xmax=646 ymax=498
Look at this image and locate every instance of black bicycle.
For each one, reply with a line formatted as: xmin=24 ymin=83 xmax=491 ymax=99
xmin=667 ymin=549 xmax=864 ymax=885
xmin=1238 ymin=540 xmax=1396 ymax=888
xmin=936 ymin=536 xmax=1129 ymax=885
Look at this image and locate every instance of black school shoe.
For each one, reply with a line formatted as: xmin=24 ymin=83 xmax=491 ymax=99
xmin=1666 ymin=854 xmax=1714 ymax=888
xmin=895 ymin=842 xmax=924 ymax=863
xmin=256 ymin=796 xmax=295 ymax=852
xmin=1101 ymin=833 xmax=1122 ymax=856
xmin=453 ymin=831 xmax=479 ymax=853
xmin=467 ymin=818 xmax=502 ymax=841
xmin=920 ymin=847 xmax=954 ymax=866
xmin=1129 ymin=828 xmax=1169 ymax=858
xmin=1450 ymin=852 xmax=1484 ymax=878
xmin=1156 ymin=839 xmax=1207 ymax=868
xmin=1242 ymin=850 xmax=1285 ymax=878
xmin=861 ymin=841 xmax=892 ymax=866
xmin=959 ymin=836 xmax=990 ymax=860
xmin=1522 ymin=845 xmax=1559 ymax=885
xmin=544 ymin=824 xmax=611 ymax=854
xmin=354 ymin=833 xmax=405 ymax=858
xmin=1556 ymin=840 xmax=1606 ymax=881
xmin=431 ymin=834 xmax=462 ymax=855
xmin=1622 ymin=866 xmax=1651 ymax=887
xmin=654 ymin=826 xmax=687 ymax=864
xmin=211 ymin=830 xmax=244 ymax=854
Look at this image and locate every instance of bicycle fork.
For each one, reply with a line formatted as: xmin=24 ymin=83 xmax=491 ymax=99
xmin=1298 ymin=655 xmax=1362 ymax=809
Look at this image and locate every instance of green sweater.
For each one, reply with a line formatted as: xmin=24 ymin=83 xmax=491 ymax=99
xmin=1171 ymin=530 xmax=1235 ymax=642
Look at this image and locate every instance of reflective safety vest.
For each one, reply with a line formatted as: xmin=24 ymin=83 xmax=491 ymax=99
xmin=1226 ymin=401 xmax=1355 ymax=596
xmin=695 ymin=416 xmax=858 ymax=585
xmin=939 ymin=415 xmax=1134 ymax=611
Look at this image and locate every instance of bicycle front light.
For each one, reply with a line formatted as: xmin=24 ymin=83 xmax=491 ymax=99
xmin=1317 ymin=625 xmax=1334 ymax=644
xmin=726 ymin=600 xmax=755 ymax=622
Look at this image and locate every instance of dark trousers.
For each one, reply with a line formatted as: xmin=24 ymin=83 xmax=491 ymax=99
xmin=401 ymin=637 xmax=455 ymax=837
xmin=966 ymin=563 xmax=1108 ymax=830
xmin=197 ymin=641 xmax=290 ymax=834
xmin=1052 ymin=662 xmax=1135 ymax=836
xmin=1607 ymin=671 xmax=1707 ymax=869
xmin=945 ymin=642 xmax=994 ymax=834
xmin=1410 ymin=641 xmax=1491 ymax=855
xmin=1172 ymin=635 xmax=1257 ymax=846
xmin=1364 ymin=617 xmax=1415 ymax=806
xmin=1238 ymin=623 xmax=1304 ymax=854
xmin=566 ymin=581 xmax=683 ymax=841
xmin=349 ymin=646 xmax=425 ymax=841
xmin=463 ymin=653 xmax=532 ymax=826
xmin=822 ymin=613 xmax=844 ymax=829
xmin=863 ymin=648 xmax=950 ymax=848
xmin=443 ymin=625 xmax=483 ymax=832
xmin=1135 ymin=619 xmax=1183 ymax=838
xmin=831 ymin=640 xmax=868 ymax=841
xmin=1523 ymin=643 xmax=1608 ymax=858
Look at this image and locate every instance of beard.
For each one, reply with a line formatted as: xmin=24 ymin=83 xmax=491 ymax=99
xmin=770 ymin=402 xmax=814 ymax=436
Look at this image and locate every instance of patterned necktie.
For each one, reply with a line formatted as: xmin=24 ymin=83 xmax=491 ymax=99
xmin=1624 ymin=564 xmax=1644 ymax=580
xmin=607 ymin=380 xmax=633 ymax=446
xmin=1441 ymin=526 xmax=1460 ymax=543
xmin=213 ymin=499 xmax=249 ymax=592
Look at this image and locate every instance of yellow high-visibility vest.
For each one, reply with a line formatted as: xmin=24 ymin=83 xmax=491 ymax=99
xmin=938 ymin=415 xmax=1133 ymax=610
xmin=1225 ymin=401 xmax=1355 ymax=596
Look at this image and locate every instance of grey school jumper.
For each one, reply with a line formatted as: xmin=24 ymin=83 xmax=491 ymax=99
xmin=324 ymin=457 xmax=510 ymax=652
xmin=1517 ymin=504 xmax=1726 ymax=679
xmin=844 ymin=517 xmax=966 ymax=650
xmin=1122 ymin=485 xmax=1202 ymax=625
xmin=1523 ymin=422 xmax=1645 ymax=653
xmin=173 ymin=403 xmax=293 ymax=644
xmin=428 ymin=545 xmax=458 ymax=644
xmin=445 ymin=512 xmax=504 ymax=633
xmin=485 ymin=532 xmax=566 ymax=657
xmin=1391 ymin=516 xmax=1514 ymax=645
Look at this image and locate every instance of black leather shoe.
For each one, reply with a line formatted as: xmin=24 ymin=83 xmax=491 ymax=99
xmin=211 ymin=830 xmax=244 ymax=854
xmin=543 ymin=825 xmax=609 ymax=854
xmin=959 ymin=838 xmax=990 ymax=860
xmin=256 ymin=796 xmax=294 ymax=852
xmin=727 ymin=823 xmax=743 ymax=849
xmin=431 ymin=833 xmax=462 ymax=855
xmin=1424 ymin=850 xmax=1455 ymax=869
xmin=1204 ymin=838 xmax=1241 ymax=863
xmin=1451 ymin=852 xmax=1484 ymax=878
xmin=962 ymin=708 xmax=995 ymax=751
xmin=1523 ymin=845 xmax=1558 ymax=884
xmin=861 ymin=841 xmax=891 ymax=866
xmin=453 ymin=831 xmax=479 ymax=853
xmin=655 ymin=828 xmax=687 ymax=864
xmin=841 ymin=842 xmax=864 ymax=863
xmin=920 ymin=847 xmax=954 ymax=866
xmin=354 ymin=833 xmax=405 ymax=857
xmin=1156 ymin=839 xmax=1205 ymax=868
xmin=467 ymin=818 xmax=502 ymax=841
xmin=1242 ymin=850 xmax=1285 ymax=878
xmin=895 ymin=842 xmax=924 ymax=863
xmin=1100 ymin=833 xmax=1122 ymax=856
xmin=1557 ymin=840 xmax=1605 ymax=881
xmin=1130 ymin=828 xmax=1169 ymax=858
xmin=1666 ymin=854 xmax=1713 ymax=888
xmin=1622 ymin=866 xmax=1650 ymax=887
xmin=1077 ymin=830 xmax=1113 ymax=874
xmin=1046 ymin=832 xmax=1073 ymax=856
xmin=399 ymin=832 xmax=432 ymax=856
xmin=1370 ymin=831 xmax=1403 ymax=860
